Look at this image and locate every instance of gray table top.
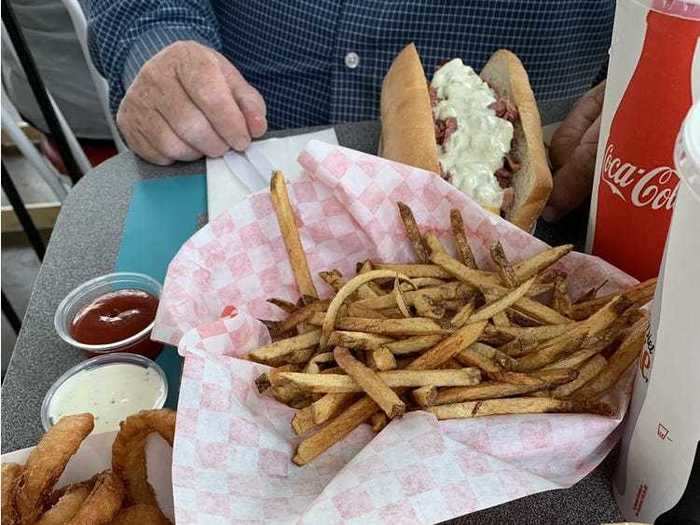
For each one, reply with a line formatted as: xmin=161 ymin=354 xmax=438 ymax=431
xmin=1 ymin=120 xmax=620 ymax=524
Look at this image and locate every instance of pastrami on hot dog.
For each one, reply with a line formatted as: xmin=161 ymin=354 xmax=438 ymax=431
xmin=380 ymin=44 xmax=552 ymax=231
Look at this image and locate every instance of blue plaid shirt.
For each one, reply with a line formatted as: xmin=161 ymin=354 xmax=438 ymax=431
xmin=87 ymin=1 xmax=614 ymax=129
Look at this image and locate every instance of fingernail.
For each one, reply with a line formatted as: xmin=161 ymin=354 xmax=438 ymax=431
xmin=232 ymin=137 xmax=250 ymax=151
xmin=542 ymin=206 xmax=559 ymax=223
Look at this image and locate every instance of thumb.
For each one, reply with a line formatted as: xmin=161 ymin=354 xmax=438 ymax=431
xmin=544 ymin=115 xmax=601 ymax=222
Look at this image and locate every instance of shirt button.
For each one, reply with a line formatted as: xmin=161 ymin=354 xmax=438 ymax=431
xmin=344 ymin=52 xmax=360 ymax=69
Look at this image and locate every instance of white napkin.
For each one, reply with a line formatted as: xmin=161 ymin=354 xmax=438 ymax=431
xmin=205 ymin=128 xmax=338 ymax=220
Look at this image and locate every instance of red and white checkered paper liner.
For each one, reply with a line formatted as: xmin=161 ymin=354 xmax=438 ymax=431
xmin=155 ymin=140 xmax=638 ymax=524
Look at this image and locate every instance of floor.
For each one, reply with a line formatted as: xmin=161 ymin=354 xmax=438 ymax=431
xmin=2 ymin=150 xmax=59 ymax=377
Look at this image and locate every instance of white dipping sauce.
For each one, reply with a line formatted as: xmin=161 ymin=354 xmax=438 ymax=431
xmin=431 ymin=58 xmax=513 ymax=209
xmin=48 ymin=363 xmax=165 ymax=433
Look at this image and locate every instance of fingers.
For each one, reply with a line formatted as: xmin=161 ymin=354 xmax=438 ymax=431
xmin=550 ymin=81 xmax=606 ymax=170
xmin=216 ymin=54 xmax=268 ymax=139
xmin=118 ymin=94 xmax=202 ymax=165
xmin=116 ymin=41 xmax=269 ymax=164
xmin=158 ymin=92 xmax=229 ymax=157
xmin=176 ymin=48 xmax=253 ymax=151
xmin=544 ymin=114 xmax=601 ymax=221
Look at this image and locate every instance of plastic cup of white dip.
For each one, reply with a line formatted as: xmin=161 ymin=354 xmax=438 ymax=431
xmin=41 ymin=353 xmax=168 ymax=433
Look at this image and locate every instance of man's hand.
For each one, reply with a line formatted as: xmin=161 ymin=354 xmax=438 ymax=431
xmin=117 ymin=41 xmax=267 ymax=165
xmin=544 ymin=81 xmax=606 ymax=221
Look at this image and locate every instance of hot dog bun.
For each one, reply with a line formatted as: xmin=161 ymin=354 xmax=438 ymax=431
xmin=380 ymin=44 xmax=440 ymax=174
xmin=380 ymin=44 xmax=552 ymax=232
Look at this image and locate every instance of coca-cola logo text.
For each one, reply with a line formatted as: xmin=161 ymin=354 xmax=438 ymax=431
xmin=601 ymin=144 xmax=679 ymax=210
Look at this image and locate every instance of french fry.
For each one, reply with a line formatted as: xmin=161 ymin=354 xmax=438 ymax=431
xmin=438 ymin=358 xmax=464 ymax=370
xmin=510 ymin=296 xmax=572 ymax=325
xmin=311 ymin=392 xmax=355 ymax=425
xmin=491 ymin=241 xmax=518 ymax=287
xmin=552 ymin=274 xmax=572 ymax=317
xmin=512 ymin=297 xmax=626 ymax=370
xmin=431 ymin=251 xmax=571 ymax=325
xmin=571 ymin=278 xmax=657 ymax=320
xmin=450 ymin=209 xmax=477 ymax=268
xmin=412 ymin=292 xmax=445 ymax=320
xmin=430 ymin=251 xmax=502 ymax=288
xmin=543 ymin=346 xmax=603 ymax=371
xmin=371 ymin=412 xmax=388 ymax=432
xmin=495 ymin=324 xmax=573 ymax=342
xmin=270 ymin=171 xmax=318 ymax=301
xmin=332 ymin=317 xmax=450 ymax=336
xmin=285 ymin=347 xmax=316 ymax=364
xmin=435 ymin=381 xmax=550 ymax=404
xmin=507 ymin=308 xmax=544 ymax=327
xmin=499 ymin=337 xmax=539 ymax=357
xmin=248 ymin=330 xmax=321 ymax=363
xmin=328 ymin=331 xmax=394 ymax=351
xmin=424 ymin=231 xmax=448 ymax=256
xmin=255 ymin=372 xmax=272 ymax=393
xmin=514 ymin=333 xmax=586 ymax=372
xmin=410 ymin=277 xmax=447 ymax=288
xmin=428 ymin=397 xmax=614 ymax=420
xmin=382 ymin=334 xmax=444 ymax=355
xmin=320 ymin=269 xmax=413 ymax=348
xmin=512 ymin=244 xmax=574 ymax=282
xmin=552 ymin=355 xmax=607 ymax=398
xmin=573 ymin=319 xmax=647 ymax=399
xmin=346 ymin=303 xmax=387 ymax=319
xmin=468 ymin=278 xmax=535 ymax=323
xmin=319 ymin=270 xmax=344 ymax=291
xmin=575 ymin=279 xmax=609 ymax=304
xmin=428 ymin=396 xmax=614 ymax=420
xmin=271 ymin=300 xmax=330 ymax=336
xmin=450 ymin=298 xmax=476 ymax=328
xmin=294 ymin=396 xmax=378 ymax=465
xmin=454 ymin=343 xmax=502 ymax=375
xmin=469 ymin=342 xmax=518 ymax=370
xmin=408 ymin=321 xmax=487 ymax=370
xmin=334 ymin=347 xmax=405 ymax=418
xmin=291 ymin=406 xmax=316 ymax=435
xmin=369 ymin=347 xmax=397 ymax=370
xmin=357 ymin=261 xmax=383 ymax=297
xmin=393 ymin=277 xmax=412 ymax=318
xmin=354 ymin=281 xmax=465 ymax=310
xmin=279 ymin=368 xmax=481 ymax=393
xmin=267 ymin=298 xmax=297 ymax=313
xmin=303 ymin=352 xmax=335 ymax=373
xmin=412 ymin=385 xmax=438 ymax=408
xmin=397 ymin=202 xmax=430 ymax=263
xmin=491 ymin=367 xmax=577 ymax=387
xmin=374 ymin=263 xmax=452 ymax=279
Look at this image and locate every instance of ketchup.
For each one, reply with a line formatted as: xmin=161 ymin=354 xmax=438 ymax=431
xmin=70 ymin=289 xmax=161 ymax=358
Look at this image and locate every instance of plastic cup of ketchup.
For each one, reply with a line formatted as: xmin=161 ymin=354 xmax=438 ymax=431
xmin=54 ymin=272 xmax=163 ymax=359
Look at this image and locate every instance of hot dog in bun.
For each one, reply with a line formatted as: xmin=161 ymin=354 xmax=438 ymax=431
xmin=380 ymin=44 xmax=552 ymax=231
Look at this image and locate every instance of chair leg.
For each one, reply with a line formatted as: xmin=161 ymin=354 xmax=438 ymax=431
xmin=2 ymin=162 xmax=46 ymax=261
xmin=1 ymin=290 xmax=22 ymax=334
xmin=1 ymin=0 xmax=84 ymax=183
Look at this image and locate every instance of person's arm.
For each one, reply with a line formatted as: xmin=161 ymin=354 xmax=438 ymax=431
xmin=87 ymin=1 xmax=267 ymax=164
xmin=87 ymin=0 xmax=221 ymax=113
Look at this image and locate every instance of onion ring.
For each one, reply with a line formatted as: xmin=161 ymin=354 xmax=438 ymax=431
xmin=14 ymin=413 xmax=94 ymax=525
xmin=111 ymin=409 xmax=176 ymax=507
xmin=111 ymin=504 xmax=171 ymax=525
xmin=65 ymin=470 xmax=124 ymax=525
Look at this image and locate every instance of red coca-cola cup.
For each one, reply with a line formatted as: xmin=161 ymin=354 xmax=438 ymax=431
xmin=586 ymin=0 xmax=700 ymax=281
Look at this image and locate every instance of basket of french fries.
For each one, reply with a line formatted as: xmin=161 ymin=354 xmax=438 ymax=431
xmin=155 ymin=140 xmax=653 ymax=524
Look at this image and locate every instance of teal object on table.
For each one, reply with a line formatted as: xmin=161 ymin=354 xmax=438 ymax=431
xmin=115 ymin=174 xmax=207 ymax=409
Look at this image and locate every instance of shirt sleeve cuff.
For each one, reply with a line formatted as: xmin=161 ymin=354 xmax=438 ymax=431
xmin=122 ymin=26 xmax=219 ymax=91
